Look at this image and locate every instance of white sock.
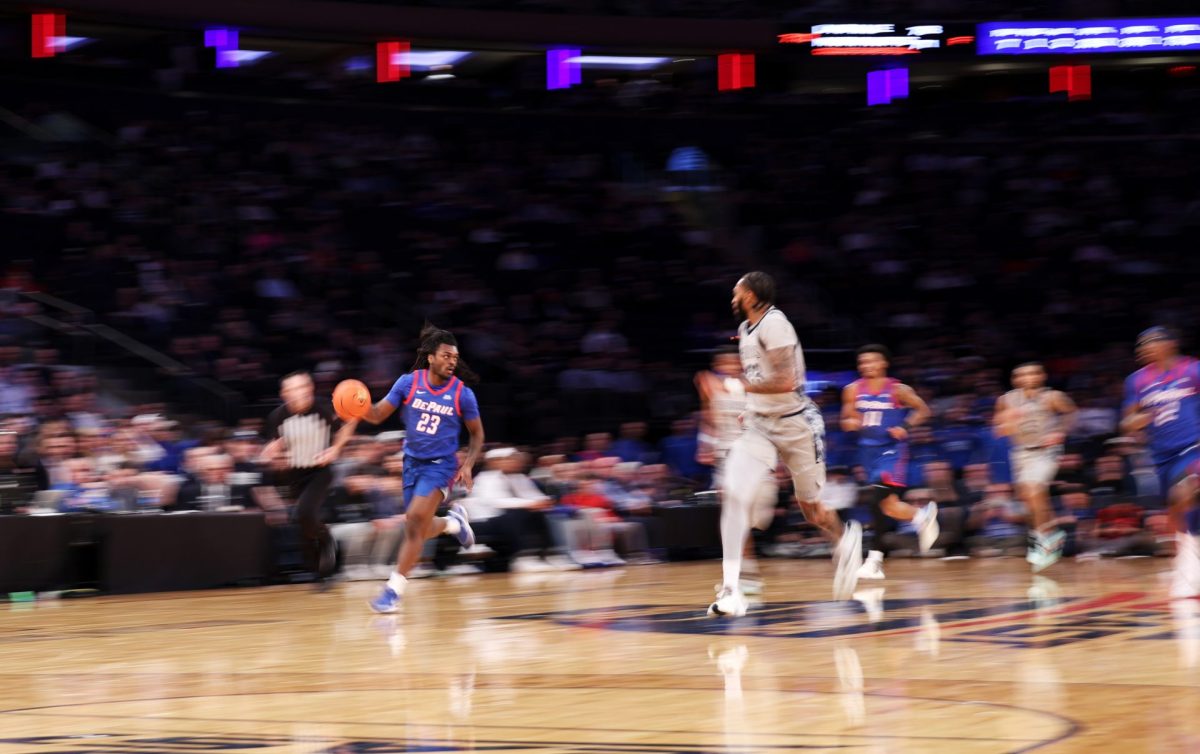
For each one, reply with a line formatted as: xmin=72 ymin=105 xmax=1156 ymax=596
xmin=387 ymin=572 xmax=407 ymax=595
xmin=867 ymin=550 xmax=884 ymax=563
xmin=443 ymin=516 xmax=462 ymax=537
xmin=720 ymin=493 xmax=749 ymax=591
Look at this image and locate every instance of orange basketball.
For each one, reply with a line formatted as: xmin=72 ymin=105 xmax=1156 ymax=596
xmin=332 ymin=379 xmax=371 ymax=421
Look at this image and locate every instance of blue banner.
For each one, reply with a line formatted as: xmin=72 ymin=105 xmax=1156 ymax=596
xmin=977 ymin=18 xmax=1200 ymax=55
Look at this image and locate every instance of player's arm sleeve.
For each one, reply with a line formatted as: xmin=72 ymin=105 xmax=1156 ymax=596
xmin=460 ymin=387 xmax=481 ymax=421
xmin=384 ymin=374 xmax=414 ymax=408
xmin=744 ymin=317 xmax=799 ymax=393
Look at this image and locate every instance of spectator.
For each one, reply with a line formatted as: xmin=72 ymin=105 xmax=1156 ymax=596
xmin=561 ymin=474 xmax=645 ymax=564
xmin=173 ymin=453 xmax=254 ymax=512
xmin=961 ymin=463 xmax=991 ymax=506
xmin=576 ymin=432 xmax=613 ymax=462
xmin=1049 ymin=485 xmax=1098 ymax=557
xmin=459 ymin=448 xmax=568 ymax=572
xmin=935 ymin=407 xmax=985 ymax=473
xmin=0 ymin=430 xmax=36 ymax=513
xmin=904 ymin=426 xmax=944 ymax=489
xmin=1051 ymin=453 xmax=1089 ymax=493
xmin=1090 ymin=454 xmax=1136 ymax=501
xmin=33 ymin=427 xmax=75 ymax=491
xmin=1093 ymin=500 xmax=1156 ymax=557
xmin=597 ymin=457 xmax=664 ymax=556
xmin=610 ymin=421 xmax=653 ymax=464
xmin=659 ymin=417 xmax=703 ymax=482
xmin=966 ymin=484 xmax=1028 ymax=557
xmin=53 ymin=457 xmax=120 ymax=513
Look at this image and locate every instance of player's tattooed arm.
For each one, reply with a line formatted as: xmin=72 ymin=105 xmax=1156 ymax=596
xmin=360 ymin=399 xmax=399 ymax=426
xmin=742 ymin=346 xmax=797 ymax=395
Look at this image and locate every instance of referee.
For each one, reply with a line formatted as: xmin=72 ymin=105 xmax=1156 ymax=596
xmin=260 ymin=370 xmax=357 ymax=580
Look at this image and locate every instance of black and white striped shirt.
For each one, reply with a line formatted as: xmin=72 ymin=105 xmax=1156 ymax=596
xmin=262 ymin=402 xmax=339 ymax=470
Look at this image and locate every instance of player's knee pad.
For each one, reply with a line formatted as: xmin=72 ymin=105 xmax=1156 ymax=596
xmin=867 ymin=483 xmax=901 ymax=511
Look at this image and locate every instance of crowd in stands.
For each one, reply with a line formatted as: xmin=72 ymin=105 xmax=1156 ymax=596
xmin=4 ymin=73 xmax=1200 ymax=579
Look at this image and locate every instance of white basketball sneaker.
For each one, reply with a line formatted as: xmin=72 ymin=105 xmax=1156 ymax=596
xmin=708 ymin=585 xmax=748 ymax=617
xmin=915 ymin=502 xmax=940 ymax=553
xmin=857 ymin=550 xmax=885 ymax=580
xmin=833 ymin=520 xmax=863 ymax=601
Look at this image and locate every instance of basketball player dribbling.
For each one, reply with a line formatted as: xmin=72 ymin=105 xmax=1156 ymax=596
xmin=355 ymin=324 xmax=486 ymax=613
xmin=841 ymin=345 xmax=939 ymax=579
xmin=696 ymin=347 xmax=779 ymax=596
xmin=709 ymin=271 xmax=862 ymax=617
xmin=993 ymin=362 xmax=1076 ymax=572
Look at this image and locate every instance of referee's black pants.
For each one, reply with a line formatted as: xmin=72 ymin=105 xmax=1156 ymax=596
xmin=287 ymin=466 xmax=333 ymax=574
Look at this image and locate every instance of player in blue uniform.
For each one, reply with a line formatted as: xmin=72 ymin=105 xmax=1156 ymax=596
xmin=1122 ymin=327 xmax=1200 ymax=598
xmin=841 ymin=345 xmax=938 ymax=578
xmin=356 ymin=324 xmax=486 ymax=613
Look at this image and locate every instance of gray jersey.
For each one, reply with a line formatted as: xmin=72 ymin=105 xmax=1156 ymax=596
xmin=738 ymin=307 xmax=807 ymax=417
xmin=1004 ymin=388 xmax=1059 ymax=449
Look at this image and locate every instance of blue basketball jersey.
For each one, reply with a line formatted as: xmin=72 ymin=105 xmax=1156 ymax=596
xmin=1124 ymin=357 xmax=1200 ymax=466
xmin=385 ymin=370 xmax=480 ymax=460
xmin=851 ymin=378 xmax=907 ymax=447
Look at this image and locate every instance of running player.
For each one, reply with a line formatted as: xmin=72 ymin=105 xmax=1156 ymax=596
xmin=841 ymin=345 xmax=938 ymax=579
xmin=1122 ymin=327 xmax=1200 ymax=598
xmin=709 ymin=271 xmax=860 ymax=617
xmin=359 ymin=324 xmax=486 ymax=613
xmin=696 ymin=347 xmax=778 ymax=595
xmin=993 ymin=363 xmax=1077 ymax=571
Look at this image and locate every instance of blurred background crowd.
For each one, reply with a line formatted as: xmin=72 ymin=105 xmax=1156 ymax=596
xmin=3 ymin=0 xmax=1199 ymax=583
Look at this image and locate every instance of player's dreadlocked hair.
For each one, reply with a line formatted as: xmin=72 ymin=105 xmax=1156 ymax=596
xmin=411 ymin=322 xmax=480 ymax=385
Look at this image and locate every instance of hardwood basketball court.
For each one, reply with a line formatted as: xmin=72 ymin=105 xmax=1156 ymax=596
xmin=3 ymin=559 xmax=1198 ymax=753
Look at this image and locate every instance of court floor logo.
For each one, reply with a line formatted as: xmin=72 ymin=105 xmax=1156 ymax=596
xmin=499 ymin=591 xmax=1189 ymax=648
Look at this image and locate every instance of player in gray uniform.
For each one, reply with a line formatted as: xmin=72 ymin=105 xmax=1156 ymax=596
xmin=993 ymin=363 xmax=1077 ymax=571
xmin=696 ymin=347 xmax=779 ymax=596
xmin=709 ymin=272 xmax=863 ymax=617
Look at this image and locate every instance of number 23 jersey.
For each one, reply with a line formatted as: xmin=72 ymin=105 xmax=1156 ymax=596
xmin=385 ymin=369 xmax=480 ymax=460
xmin=1124 ymin=356 xmax=1200 ymax=465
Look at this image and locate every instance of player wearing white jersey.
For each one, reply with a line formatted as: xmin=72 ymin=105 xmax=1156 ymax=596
xmin=708 ymin=272 xmax=863 ymax=617
xmin=696 ymin=347 xmax=778 ymax=595
xmin=993 ymin=362 xmax=1076 ymax=572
